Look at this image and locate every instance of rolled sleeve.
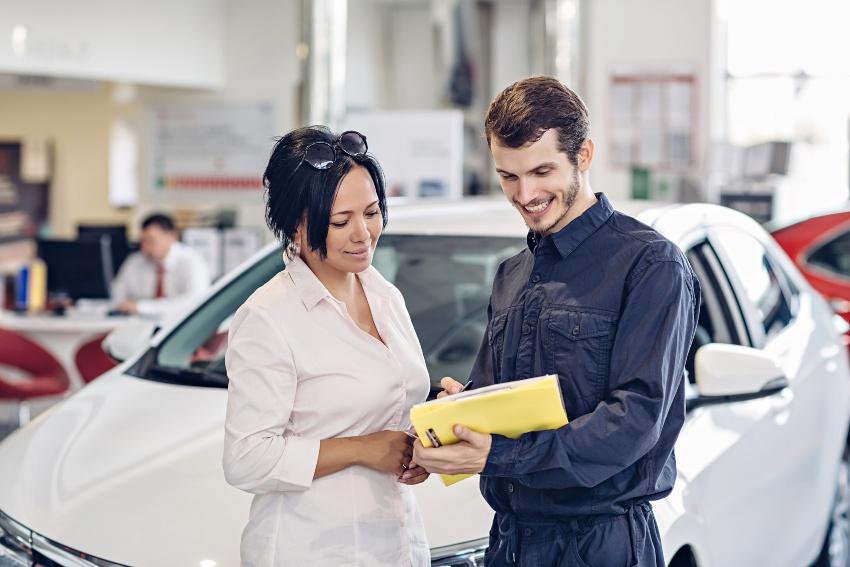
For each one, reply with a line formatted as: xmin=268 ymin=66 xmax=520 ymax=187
xmin=482 ymin=259 xmax=698 ymax=488
xmin=223 ymin=305 xmax=320 ymax=493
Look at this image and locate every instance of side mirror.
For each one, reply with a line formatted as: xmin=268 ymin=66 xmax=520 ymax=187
xmin=688 ymin=344 xmax=788 ymax=411
xmin=103 ymin=321 xmax=158 ymax=363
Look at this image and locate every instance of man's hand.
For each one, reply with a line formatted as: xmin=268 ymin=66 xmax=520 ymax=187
xmin=437 ymin=376 xmax=464 ymax=399
xmin=118 ymin=300 xmax=138 ymax=314
xmin=413 ymin=425 xmax=492 ymax=475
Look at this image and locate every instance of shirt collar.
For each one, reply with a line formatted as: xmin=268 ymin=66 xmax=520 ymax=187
xmin=285 ymin=253 xmax=393 ymax=311
xmin=157 ymin=242 xmax=181 ymax=270
xmin=526 ymin=192 xmax=614 ymax=258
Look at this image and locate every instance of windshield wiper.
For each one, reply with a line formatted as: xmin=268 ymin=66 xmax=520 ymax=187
xmin=146 ymin=364 xmax=229 ymax=388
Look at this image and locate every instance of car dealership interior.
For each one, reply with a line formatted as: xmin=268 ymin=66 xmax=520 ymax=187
xmin=2 ymin=1 xmax=850 ymax=566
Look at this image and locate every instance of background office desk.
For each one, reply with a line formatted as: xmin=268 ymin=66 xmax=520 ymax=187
xmin=0 ymin=310 xmax=144 ymax=390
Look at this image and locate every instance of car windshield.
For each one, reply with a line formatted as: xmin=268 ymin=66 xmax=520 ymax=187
xmin=134 ymin=235 xmax=526 ymax=390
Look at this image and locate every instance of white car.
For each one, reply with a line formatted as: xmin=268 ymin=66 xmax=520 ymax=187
xmin=0 ymin=198 xmax=848 ymax=567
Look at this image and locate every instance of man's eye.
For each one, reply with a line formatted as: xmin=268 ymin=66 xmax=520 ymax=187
xmin=500 ymin=174 xmax=517 ymax=181
xmin=535 ymin=169 xmax=551 ymax=176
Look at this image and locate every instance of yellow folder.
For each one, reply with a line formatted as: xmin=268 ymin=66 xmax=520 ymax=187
xmin=410 ymin=374 xmax=568 ymax=486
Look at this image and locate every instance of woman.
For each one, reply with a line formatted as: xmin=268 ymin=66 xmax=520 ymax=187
xmin=223 ymin=126 xmax=431 ymax=566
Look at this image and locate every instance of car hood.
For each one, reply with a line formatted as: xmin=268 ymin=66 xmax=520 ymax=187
xmin=0 ymin=372 xmax=492 ymax=566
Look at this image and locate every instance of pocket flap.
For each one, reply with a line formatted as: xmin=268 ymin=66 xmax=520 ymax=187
xmin=548 ymin=310 xmax=614 ymax=340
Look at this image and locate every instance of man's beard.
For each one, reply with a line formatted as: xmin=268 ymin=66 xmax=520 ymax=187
xmin=534 ymin=169 xmax=581 ymax=236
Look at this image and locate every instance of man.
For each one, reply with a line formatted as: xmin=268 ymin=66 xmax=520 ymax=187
xmin=413 ymin=77 xmax=700 ymax=566
xmin=111 ymin=213 xmax=211 ymax=321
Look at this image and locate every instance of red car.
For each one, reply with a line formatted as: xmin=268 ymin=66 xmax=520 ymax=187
xmin=770 ymin=208 xmax=850 ymax=340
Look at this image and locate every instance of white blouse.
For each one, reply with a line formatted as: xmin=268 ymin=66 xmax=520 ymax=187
xmin=223 ymin=254 xmax=431 ymax=566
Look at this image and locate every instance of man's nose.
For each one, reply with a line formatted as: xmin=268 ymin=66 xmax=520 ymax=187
xmin=516 ymin=176 xmax=541 ymax=204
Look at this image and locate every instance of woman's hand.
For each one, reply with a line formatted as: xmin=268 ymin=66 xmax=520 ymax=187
xmin=356 ymin=430 xmax=414 ymax=476
xmin=398 ymin=459 xmax=430 ymax=485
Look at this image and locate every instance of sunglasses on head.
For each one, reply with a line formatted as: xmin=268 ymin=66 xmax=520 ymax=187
xmin=303 ymin=130 xmax=368 ymax=170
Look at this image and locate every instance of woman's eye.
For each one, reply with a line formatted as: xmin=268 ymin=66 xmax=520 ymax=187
xmin=366 ymin=210 xmax=379 ymax=217
xmin=330 ymin=222 xmax=347 ymax=228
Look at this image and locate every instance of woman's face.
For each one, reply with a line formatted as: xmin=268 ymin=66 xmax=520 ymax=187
xmin=301 ymin=165 xmax=383 ymax=274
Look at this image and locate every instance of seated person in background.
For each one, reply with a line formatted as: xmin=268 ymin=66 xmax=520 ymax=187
xmin=111 ymin=213 xmax=211 ymax=320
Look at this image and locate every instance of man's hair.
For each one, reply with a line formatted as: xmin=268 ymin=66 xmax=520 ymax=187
xmin=263 ymin=125 xmax=388 ymax=259
xmin=484 ymin=76 xmax=590 ymax=165
xmin=141 ymin=213 xmax=176 ymax=233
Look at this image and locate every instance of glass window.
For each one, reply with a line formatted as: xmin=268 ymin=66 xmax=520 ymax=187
xmin=137 ymin=235 xmax=525 ymax=389
xmin=684 ymin=242 xmax=744 ymax=384
xmin=712 ymin=230 xmax=793 ymax=340
xmin=808 ymin=230 xmax=850 ymax=278
xmin=135 ymin=248 xmax=286 ymax=387
xmin=374 ymin=235 xmax=524 ymax=387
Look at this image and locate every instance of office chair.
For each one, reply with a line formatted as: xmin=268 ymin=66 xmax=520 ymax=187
xmin=0 ymin=329 xmax=70 ymax=426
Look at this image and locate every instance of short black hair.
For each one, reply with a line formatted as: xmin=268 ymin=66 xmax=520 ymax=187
xmin=141 ymin=213 xmax=176 ymax=232
xmin=263 ymin=125 xmax=388 ymax=258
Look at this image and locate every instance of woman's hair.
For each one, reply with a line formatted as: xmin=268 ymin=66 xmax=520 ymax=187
xmin=263 ymin=126 xmax=388 ymax=258
xmin=484 ymin=76 xmax=590 ymax=166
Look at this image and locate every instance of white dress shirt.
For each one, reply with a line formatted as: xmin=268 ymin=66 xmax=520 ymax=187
xmin=223 ymin=255 xmax=431 ymax=567
xmin=110 ymin=242 xmax=211 ymax=321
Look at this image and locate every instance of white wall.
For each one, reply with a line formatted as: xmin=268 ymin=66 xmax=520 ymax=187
xmin=345 ymin=0 xmax=388 ymax=111
xmin=387 ymin=2 xmax=438 ymax=109
xmin=490 ymin=0 xmax=533 ymax=96
xmin=0 ymin=0 xmax=225 ymax=88
xmin=130 ymin=0 xmax=301 ymax=239
xmin=584 ymin=0 xmax=714 ymax=201
xmin=345 ymin=0 xmax=438 ymax=111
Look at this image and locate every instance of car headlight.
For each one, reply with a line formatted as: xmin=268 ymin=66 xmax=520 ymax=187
xmin=0 ymin=508 xmax=127 ymax=567
xmin=0 ymin=509 xmax=32 ymax=567
xmin=431 ymin=538 xmax=488 ymax=567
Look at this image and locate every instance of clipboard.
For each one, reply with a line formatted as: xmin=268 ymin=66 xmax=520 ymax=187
xmin=410 ymin=374 xmax=569 ymax=486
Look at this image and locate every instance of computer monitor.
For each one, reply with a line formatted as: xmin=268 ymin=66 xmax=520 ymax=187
xmin=37 ymin=237 xmax=114 ymax=300
xmin=77 ymin=224 xmax=131 ymax=272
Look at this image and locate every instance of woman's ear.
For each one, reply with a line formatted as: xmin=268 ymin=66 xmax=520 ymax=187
xmin=291 ymin=215 xmax=308 ymax=253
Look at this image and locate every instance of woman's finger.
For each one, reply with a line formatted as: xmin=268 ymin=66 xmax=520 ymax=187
xmin=400 ymin=465 xmax=425 ymax=479
xmin=399 ymin=470 xmax=429 ymax=485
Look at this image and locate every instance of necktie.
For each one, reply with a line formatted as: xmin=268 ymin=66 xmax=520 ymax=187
xmin=154 ymin=263 xmax=165 ymax=299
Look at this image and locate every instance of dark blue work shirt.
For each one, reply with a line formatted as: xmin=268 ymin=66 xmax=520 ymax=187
xmin=471 ymin=193 xmax=700 ymax=519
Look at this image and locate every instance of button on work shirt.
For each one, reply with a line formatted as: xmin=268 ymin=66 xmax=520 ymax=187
xmin=471 ymin=193 xmax=700 ymax=520
xmin=110 ymin=242 xmax=211 ymax=321
xmin=223 ymin=255 xmax=431 ymax=567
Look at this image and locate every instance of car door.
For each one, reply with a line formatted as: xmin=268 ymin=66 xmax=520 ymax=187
xmin=706 ymin=226 xmax=841 ymax=566
xmin=674 ymin=236 xmax=787 ymax=566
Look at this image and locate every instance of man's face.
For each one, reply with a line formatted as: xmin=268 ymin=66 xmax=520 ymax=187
xmin=140 ymin=225 xmax=176 ymax=262
xmin=491 ymin=128 xmax=585 ymax=236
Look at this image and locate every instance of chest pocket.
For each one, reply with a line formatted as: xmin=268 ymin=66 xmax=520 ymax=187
xmin=546 ymin=309 xmax=616 ymax=417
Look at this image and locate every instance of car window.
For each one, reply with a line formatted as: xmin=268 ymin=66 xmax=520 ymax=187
xmin=133 ymin=248 xmax=286 ymax=386
xmin=808 ymin=229 xmax=850 ymax=278
xmin=374 ymin=235 xmax=525 ymax=388
xmin=684 ymin=241 xmax=744 ymax=383
xmin=712 ymin=229 xmax=794 ymax=341
xmin=135 ymin=235 xmax=525 ymax=389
